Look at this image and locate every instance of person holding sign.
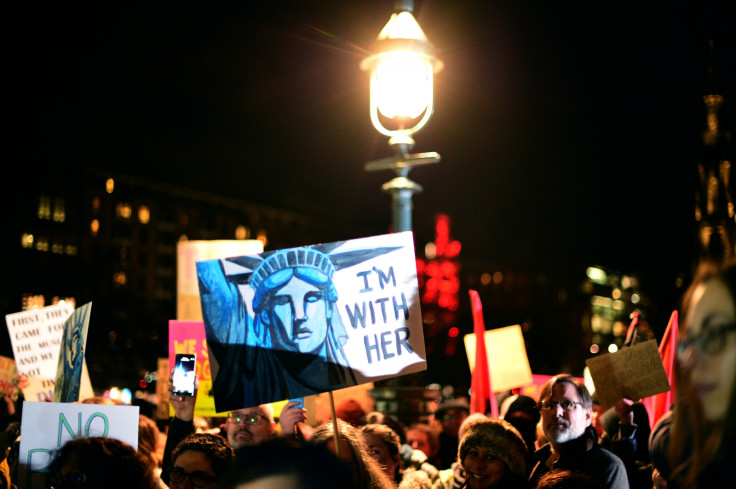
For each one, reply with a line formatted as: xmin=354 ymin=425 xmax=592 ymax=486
xmin=659 ymin=260 xmax=736 ymax=488
xmin=529 ymin=374 xmax=628 ymax=489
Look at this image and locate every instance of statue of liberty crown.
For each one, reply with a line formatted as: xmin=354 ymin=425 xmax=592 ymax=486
xmin=250 ymin=248 xmax=335 ymax=291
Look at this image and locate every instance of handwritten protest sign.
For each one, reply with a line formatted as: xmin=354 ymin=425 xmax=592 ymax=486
xmin=6 ymin=303 xmax=74 ymax=380
xmin=168 ymin=320 xmax=222 ymax=416
xmin=177 ymin=240 xmax=264 ymax=321
xmin=585 ymin=339 xmax=671 ymax=410
xmin=5 ymin=303 xmax=94 ymax=402
xmin=196 ymin=231 xmax=426 ymax=411
xmin=464 ymin=324 xmax=533 ymax=392
xmin=17 ymin=401 xmax=140 ymax=489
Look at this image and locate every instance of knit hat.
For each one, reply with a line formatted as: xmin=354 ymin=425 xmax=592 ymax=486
xmin=457 ymin=418 xmax=528 ymax=478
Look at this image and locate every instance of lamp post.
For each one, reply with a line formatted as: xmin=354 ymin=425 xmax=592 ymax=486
xmin=361 ymin=0 xmax=443 ymax=421
xmin=361 ymin=0 xmax=443 ymax=233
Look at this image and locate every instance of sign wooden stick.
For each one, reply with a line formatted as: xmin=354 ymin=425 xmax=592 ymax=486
xmin=329 ymin=390 xmax=341 ymax=458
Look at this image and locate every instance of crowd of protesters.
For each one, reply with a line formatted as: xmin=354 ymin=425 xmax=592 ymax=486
xmin=1 ymin=258 xmax=735 ymax=489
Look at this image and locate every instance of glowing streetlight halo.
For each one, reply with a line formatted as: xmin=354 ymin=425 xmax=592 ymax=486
xmin=360 ymin=9 xmax=444 ymax=143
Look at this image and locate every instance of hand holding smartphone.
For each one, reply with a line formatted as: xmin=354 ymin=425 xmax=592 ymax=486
xmin=172 ymin=353 xmax=196 ymax=397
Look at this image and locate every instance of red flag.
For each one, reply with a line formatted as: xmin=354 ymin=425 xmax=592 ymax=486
xmin=469 ymin=290 xmax=499 ymax=418
xmin=643 ymin=310 xmax=679 ymax=428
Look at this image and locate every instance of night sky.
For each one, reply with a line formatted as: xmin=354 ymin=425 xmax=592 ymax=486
xmin=8 ymin=0 xmax=735 ymax=316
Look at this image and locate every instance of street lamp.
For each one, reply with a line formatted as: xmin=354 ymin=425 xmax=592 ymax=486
xmin=361 ymin=0 xmax=443 ymax=233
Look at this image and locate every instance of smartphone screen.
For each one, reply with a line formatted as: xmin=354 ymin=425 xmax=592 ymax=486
xmin=289 ymin=397 xmax=304 ymax=409
xmin=172 ymin=353 xmax=196 ymax=397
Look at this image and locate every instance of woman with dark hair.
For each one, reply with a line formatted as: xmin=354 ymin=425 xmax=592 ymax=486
xmin=311 ymin=418 xmax=397 ymax=489
xmin=661 ymin=260 xmax=736 ymax=488
xmin=45 ymin=437 xmax=158 ymax=489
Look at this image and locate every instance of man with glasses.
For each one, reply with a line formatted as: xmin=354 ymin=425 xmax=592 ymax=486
xmin=529 ymin=374 xmax=629 ymax=489
xmin=224 ymin=405 xmax=276 ymax=448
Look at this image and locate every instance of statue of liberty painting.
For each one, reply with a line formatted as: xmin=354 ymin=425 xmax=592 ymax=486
xmin=197 ymin=240 xmax=402 ymax=412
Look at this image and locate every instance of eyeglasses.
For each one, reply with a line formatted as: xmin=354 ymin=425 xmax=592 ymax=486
xmin=677 ymin=322 xmax=736 ymax=359
xmin=170 ymin=467 xmax=216 ymax=488
xmin=539 ymin=400 xmax=584 ymax=411
xmin=227 ymin=412 xmax=266 ymax=425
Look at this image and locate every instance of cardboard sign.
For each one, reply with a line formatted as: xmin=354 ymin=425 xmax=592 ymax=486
xmin=177 ymin=240 xmax=264 ymax=321
xmin=53 ymin=302 xmax=92 ymax=402
xmin=17 ymin=401 xmax=140 ymax=489
xmin=585 ymin=339 xmax=671 ymax=410
xmin=196 ymin=231 xmax=426 ymax=411
xmin=464 ymin=324 xmax=533 ymax=393
xmin=5 ymin=303 xmax=93 ymax=402
xmin=6 ymin=303 xmax=74 ymax=379
xmin=168 ymin=320 xmax=222 ymax=416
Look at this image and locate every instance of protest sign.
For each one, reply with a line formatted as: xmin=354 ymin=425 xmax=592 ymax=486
xmin=168 ymin=320 xmax=222 ymax=416
xmin=53 ymin=302 xmax=92 ymax=403
xmin=17 ymin=400 xmax=140 ymax=489
xmin=6 ymin=303 xmax=74 ymax=380
xmin=5 ymin=303 xmax=94 ymax=402
xmin=585 ymin=339 xmax=671 ymax=410
xmin=177 ymin=239 xmax=264 ymax=321
xmin=196 ymin=231 xmax=426 ymax=411
xmin=0 ymin=355 xmax=20 ymax=400
xmin=464 ymin=324 xmax=533 ymax=393
xmin=156 ymin=357 xmax=170 ymax=421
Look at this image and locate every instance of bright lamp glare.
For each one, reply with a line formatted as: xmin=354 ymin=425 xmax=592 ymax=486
xmin=374 ymin=53 xmax=431 ymax=119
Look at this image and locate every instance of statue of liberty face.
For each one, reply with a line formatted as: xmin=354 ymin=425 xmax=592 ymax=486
xmin=268 ymin=275 xmax=330 ymax=354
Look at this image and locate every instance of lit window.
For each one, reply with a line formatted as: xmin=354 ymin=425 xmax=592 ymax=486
xmin=138 ymin=205 xmax=150 ymax=224
xmin=65 ymin=244 xmax=77 ymax=255
xmin=21 ymin=233 xmax=34 ymax=249
xmin=115 ymin=202 xmax=132 ymax=219
xmin=493 ymin=271 xmax=503 ymax=284
xmin=106 ymin=178 xmax=115 ymax=194
xmin=113 ymin=271 xmax=128 ymax=286
xmin=38 ymin=195 xmax=51 ymax=220
xmin=235 ymin=225 xmax=250 ymax=240
xmin=92 ymin=196 xmax=100 ymax=213
xmin=257 ymin=230 xmax=268 ymax=248
xmin=90 ymin=219 xmax=100 ymax=236
xmin=36 ymin=237 xmax=49 ymax=252
xmin=53 ymin=198 xmax=66 ymax=222
xmin=22 ymin=294 xmax=46 ymax=310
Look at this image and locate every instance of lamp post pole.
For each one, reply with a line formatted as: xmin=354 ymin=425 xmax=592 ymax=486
xmin=365 ymin=150 xmax=440 ymax=233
